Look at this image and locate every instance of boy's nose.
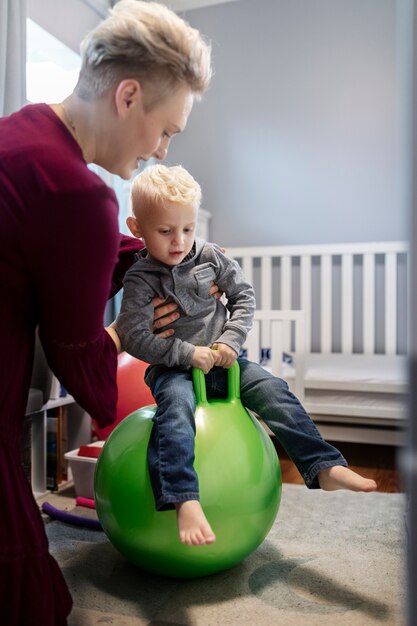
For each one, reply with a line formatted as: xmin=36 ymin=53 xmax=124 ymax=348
xmin=172 ymin=232 xmax=184 ymax=245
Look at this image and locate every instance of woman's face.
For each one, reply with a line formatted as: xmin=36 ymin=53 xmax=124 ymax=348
xmin=108 ymin=85 xmax=194 ymax=180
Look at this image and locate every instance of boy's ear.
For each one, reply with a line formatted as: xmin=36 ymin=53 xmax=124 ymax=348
xmin=126 ymin=216 xmax=143 ymax=239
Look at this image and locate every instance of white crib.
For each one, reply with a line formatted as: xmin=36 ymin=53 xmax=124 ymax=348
xmin=228 ymin=241 xmax=408 ymax=446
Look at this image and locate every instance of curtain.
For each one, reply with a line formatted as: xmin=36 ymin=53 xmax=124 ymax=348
xmin=0 ymin=0 xmax=27 ymax=117
xmin=408 ymin=3 xmax=417 ymax=623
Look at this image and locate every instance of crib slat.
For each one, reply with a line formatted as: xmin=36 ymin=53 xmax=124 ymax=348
xmin=300 ymin=255 xmax=312 ymax=352
xmin=242 ymin=256 xmax=253 ymax=287
xmin=270 ymin=320 xmax=283 ymax=378
xmin=385 ymin=252 xmax=397 ymax=355
xmin=246 ymin=320 xmax=260 ymax=363
xmin=281 ymin=256 xmax=291 ymax=308
xmin=320 ymin=254 xmax=332 ymax=354
xmin=261 ymin=256 xmax=272 ymax=348
xmin=363 ymin=253 xmax=375 ymax=354
xmin=294 ymin=315 xmax=305 ymax=401
xmin=281 ymin=255 xmax=291 ymax=353
xmin=261 ymin=256 xmax=272 ymax=309
xmin=341 ymin=254 xmax=354 ymax=354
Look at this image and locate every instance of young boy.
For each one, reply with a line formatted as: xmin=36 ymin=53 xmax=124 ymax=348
xmin=116 ymin=165 xmax=376 ymax=547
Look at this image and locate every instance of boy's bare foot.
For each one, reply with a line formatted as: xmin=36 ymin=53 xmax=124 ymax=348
xmin=318 ymin=465 xmax=377 ymax=492
xmin=175 ymin=500 xmax=216 ymax=546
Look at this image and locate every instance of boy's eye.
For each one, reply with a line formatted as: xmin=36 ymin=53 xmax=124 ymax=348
xmin=159 ymin=229 xmax=170 ymax=235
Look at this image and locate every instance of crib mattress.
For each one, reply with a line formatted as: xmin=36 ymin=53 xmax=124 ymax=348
xmin=280 ymin=353 xmax=407 ymax=421
xmin=283 ymin=353 xmax=407 ymax=392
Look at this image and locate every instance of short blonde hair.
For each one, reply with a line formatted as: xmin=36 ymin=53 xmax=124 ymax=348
xmin=76 ymin=0 xmax=212 ymax=107
xmin=131 ymin=164 xmax=202 ymax=219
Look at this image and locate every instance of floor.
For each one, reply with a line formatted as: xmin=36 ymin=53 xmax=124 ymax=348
xmin=42 ymin=471 xmax=406 ymax=626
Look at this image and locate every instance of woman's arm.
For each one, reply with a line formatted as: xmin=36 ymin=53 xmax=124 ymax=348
xmin=25 ymin=187 xmax=122 ymax=427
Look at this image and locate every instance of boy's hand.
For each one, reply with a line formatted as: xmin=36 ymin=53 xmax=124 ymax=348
xmin=212 ymin=343 xmax=238 ymax=368
xmin=191 ymin=347 xmax=217 ymax=374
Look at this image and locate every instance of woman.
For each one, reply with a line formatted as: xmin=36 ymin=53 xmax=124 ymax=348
xmin=0 ymin=2 xmax=212 ymax=623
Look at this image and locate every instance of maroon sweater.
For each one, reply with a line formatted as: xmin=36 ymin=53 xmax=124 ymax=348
xmin=0 ymin=104 xmax=142 ymax=624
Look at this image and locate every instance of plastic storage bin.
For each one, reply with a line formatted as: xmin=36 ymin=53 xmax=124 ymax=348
xmin=64 ymin=441 xmax=104 ymax=499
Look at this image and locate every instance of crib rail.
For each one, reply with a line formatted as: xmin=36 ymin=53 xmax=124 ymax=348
xmin=229 ymin=241 xmax=408 ymax=356
xmin=244 ymin=310 xmax=305 ymax=400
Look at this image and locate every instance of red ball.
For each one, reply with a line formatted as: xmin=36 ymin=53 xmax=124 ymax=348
xmin=92 ymin=352 xmax=155 ymax=440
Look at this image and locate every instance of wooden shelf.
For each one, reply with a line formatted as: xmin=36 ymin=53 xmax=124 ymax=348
xmin=23 ymin=398 xmax=93 ymax=499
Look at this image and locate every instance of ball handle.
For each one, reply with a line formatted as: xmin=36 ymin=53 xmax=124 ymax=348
xmin=192 ymin=361 xmax=241 ymax=405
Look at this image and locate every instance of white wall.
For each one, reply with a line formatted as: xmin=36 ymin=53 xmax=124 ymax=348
xmin=167 ymin=0 xmax=413 ymax=247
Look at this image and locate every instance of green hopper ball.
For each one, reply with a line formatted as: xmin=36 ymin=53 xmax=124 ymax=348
xmin=94 ymin=362 xmax=282 ymax=578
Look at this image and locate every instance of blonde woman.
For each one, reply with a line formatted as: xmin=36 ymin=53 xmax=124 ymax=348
xmin=0 ymin=2 xmax=211 ymax=623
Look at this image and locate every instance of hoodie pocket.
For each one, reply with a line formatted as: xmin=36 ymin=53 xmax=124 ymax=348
xmin=194 ymin=266 xmax=217 ymax=298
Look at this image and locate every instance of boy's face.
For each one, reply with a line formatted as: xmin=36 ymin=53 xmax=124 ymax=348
xmin=128 ymin=201 xmax=197 ymax=266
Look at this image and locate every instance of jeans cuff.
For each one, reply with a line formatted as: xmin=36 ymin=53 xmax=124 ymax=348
xmin=304 ymin=459 xmax=349 ymax=489
xmin=156 ymin=492 xmax=200 ymax=511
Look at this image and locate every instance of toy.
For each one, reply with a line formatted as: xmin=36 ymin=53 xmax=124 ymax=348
xmin=42 ymin=502 xmax=102 ymax=530
xmin=94 ymin=362 xmax=282 ymax=578
xmin=92 ymin=352 xmax=154 ymax=440
xmin=76 ymin=496 xmax=96 ymax=509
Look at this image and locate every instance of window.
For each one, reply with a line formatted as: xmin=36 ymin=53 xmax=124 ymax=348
xmin=26 ymin=19 xmax=81 ymax=103
xmin=25 ymin=17 xmax=138 ymax=242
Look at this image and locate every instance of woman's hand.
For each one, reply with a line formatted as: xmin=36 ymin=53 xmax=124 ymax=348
xmin=152 ymin=283 xmax=222 ymax=337
xmin=152 ymin=297 xmax=180 ymax=338
xmin=105 ymin=323 xmax=122 ymax=354
xmin=209 ymin=283 xmax=223 ymax=300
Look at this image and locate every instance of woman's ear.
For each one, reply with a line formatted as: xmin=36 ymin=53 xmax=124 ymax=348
xmin=126 ymin=216 xmax=143 ymax=239
xmin=115 ymin=79 xmax=143 ymax=117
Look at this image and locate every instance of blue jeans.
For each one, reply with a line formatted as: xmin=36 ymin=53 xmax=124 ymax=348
xmin=147 ymin=357 xmax=347 ymax=511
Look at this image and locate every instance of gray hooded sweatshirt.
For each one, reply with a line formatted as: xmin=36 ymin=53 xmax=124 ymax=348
xmin=116 ymin=238 xmax=256 ymax=377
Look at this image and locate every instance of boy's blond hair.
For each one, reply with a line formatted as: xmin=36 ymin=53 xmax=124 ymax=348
xmin=76 ymin=0 xmax=212 ymax=108
xmin=131 ymin=164 xmax=202 ymax=219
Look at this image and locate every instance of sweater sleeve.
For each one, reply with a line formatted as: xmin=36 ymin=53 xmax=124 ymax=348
xmin=116 ymin=269 xmax=195 ymax=367
xmin=109 ymin=233 xmax=144 ymax=298
xmin=209 ymin=245 xmax=256 ymax=353
xmin=23 ymin=185 xmax=121 ymax=427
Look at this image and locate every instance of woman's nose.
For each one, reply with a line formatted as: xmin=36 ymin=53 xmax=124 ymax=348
xmin=153 ymin=136 xmax=170 ymax=161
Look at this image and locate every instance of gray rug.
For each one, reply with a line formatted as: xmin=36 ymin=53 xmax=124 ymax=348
xmin=46 ymin=484 xmax=406 ymax=626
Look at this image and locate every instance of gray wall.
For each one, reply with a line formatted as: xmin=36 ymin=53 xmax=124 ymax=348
xmin=166 ymin=0 xmax=413 ymax=247
xmin=28 ymin=0 xmax=413 ymax=248
xmin=407 ymin=4 xmax=416 ymax=623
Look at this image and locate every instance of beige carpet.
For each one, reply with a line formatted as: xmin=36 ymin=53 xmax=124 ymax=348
xmin=43 ymin=484 xmax=406 ymax=626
